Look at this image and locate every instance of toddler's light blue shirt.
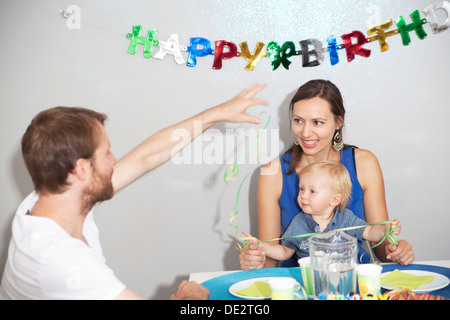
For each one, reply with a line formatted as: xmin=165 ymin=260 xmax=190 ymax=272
xmin=281 ymin=209 xmax=367 ymax=261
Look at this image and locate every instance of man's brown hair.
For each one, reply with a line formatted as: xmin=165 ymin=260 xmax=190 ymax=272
xmin=21 ymin=107 xmax=107 ymax=194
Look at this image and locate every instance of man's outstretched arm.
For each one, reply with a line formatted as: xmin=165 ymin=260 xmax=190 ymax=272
xmin=112 ymin=84 xmax=268 ymax=193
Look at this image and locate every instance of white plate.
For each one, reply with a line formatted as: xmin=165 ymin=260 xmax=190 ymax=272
xmin=381 ymin=270 xmax=450 ymax=293
xmin=229 ymin=277 xmax=273 ymax=300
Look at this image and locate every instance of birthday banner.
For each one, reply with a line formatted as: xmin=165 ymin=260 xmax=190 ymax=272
xmin=126 ymin=1 xmax=449 ymax=70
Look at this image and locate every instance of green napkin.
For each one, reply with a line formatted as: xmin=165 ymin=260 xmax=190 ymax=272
xmin=381 ymin=269 xmax=435 ymax=290
xmin=234 ymin=281 xmax=271 ymax=297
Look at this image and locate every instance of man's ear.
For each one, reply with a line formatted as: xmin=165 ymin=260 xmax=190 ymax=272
xmin=330 ymin=194 xmax=342 ymax=208
xmin=72 ymin=158 xmax=91 ymax=181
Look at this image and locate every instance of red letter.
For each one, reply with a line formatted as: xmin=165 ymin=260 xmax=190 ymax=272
xmin=213 ymin=41 xmax=239 ymax=70
xmin=341 ymin=31 xmax=371 ymax=62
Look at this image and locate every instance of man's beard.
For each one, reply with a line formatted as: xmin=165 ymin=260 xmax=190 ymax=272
xmin=81 ymin=166 xmax=114 ymax=214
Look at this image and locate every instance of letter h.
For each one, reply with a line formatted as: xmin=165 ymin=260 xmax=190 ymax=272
xmin=395 ymin=10 xmax=428 ymax=46
xmin=126 ymin=25 xmax=158 ymax=58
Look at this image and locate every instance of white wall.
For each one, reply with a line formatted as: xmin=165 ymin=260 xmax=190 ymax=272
xmin=1 ymin=0 xmax=449 ymax=299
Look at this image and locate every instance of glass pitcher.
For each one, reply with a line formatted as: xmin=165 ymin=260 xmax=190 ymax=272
xmin=309 ymin=231 xmax=357 ymax=298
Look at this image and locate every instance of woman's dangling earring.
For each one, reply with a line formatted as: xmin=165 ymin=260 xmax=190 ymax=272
xmin=333 ymin=131 xmax=344 ymax=151
xmin=294 ymin=138 xmax=299 ymax=146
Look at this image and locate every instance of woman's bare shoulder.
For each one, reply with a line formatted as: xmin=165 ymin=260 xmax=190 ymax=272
xmin=258 ymin=158 xmax=283 ymax=193
xmin=353 ymin=148 xmax=384 ymax=189
xmin=260 ymin=157 xmax=282 ymax=178
xmin=354 ymin=148 xmax=381 ymax=168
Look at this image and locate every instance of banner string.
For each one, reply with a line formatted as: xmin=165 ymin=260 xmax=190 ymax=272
xmin=59 ymin=9 xmax=127 ymax=37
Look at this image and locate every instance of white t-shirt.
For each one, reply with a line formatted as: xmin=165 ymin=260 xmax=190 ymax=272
xmin=0 ymin=192 xmax=126 ymax=300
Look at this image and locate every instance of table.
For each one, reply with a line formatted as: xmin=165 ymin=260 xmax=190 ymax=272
xmin=189 ymin=260 xmax=450 ymax=300
xmin=189 ymin=260 xmax=450 ymax=282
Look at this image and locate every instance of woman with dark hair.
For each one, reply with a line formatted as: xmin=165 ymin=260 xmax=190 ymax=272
xmin=239 ymin=80 xmax=414 ymax=269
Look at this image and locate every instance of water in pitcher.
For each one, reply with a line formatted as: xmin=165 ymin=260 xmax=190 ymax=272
xmin=313 ymin=262 xmax=356 ymax=295
xmin=310 ymin=231 xmax=357 ymax=297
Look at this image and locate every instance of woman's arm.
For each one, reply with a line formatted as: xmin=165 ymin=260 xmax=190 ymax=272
xmin=239 ymin=158 xmax=283 ymax=270
xmin=257 ymin=159 xmax=284 ymax=267
xmin=355 ymin=149 xmax=414 ymax=265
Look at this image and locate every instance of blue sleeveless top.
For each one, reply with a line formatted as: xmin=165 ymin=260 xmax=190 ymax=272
xmin=279 ymin=147 xmax=369 ymax=266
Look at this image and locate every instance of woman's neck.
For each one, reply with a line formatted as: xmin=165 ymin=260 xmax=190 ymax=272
xmin=297 ymin=147 xmax=341 ymax=172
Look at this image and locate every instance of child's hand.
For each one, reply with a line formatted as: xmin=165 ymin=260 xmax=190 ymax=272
xmin=391 ymin=219 xmax=401 ymax=235
xmin=239 ymin=231 xmax=266 ymax=270
xmin=241 ymin=231 xmax=260 ymax=246
xmin=242 ymin=231 xmax=269 ymax=251
xmin=385 ymin=220 xmax=414 ymax=265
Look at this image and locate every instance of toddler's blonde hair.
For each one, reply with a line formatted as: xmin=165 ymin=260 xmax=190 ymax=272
xmin=299 ymin=160 xmax=352 ymax=211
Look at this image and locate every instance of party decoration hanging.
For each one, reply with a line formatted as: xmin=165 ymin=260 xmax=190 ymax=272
xmin=63 ymin=1 xmax=449 ymax=70
xmin=186 ymin=37 xmax=215 ymax=67
xmin=299 ymin=39 xmax=325 ymax=67
xmin=153 ymin=34 xmax=187 ymax=64
xmin=239 ymin=41 xmax=266 ymax=71
xmin=423 ymin=0 xmax=450 ymax=33
xmin=326 ymin=35 xmax=343 ymax=66
xmin=266 ymin=41 xmax=282 ymax=70
xmin=395 ymin=10 xmax=428 ymax=46
xmin=341 ymin=30 xmax=371 ymax=62
xmin=266 ymin=41 xmax=300 ymax=70
xmin=213 ymin=41 xmax=239 ymax=70
xmin=126 ymin=26 xmax=158 ymax=58
xmin=224 ymin=163 xmax=239 ymax=183
xmin=228 ymin=173 xmax=249 ymax=247
xmin=279 ymin=41 xmax=299 ymax=70
xmin=223 ymin=112 xmax=271 ymax=184
xmin=224 ymin=113 xmax=270 ymax=247
xmin=366 ymin=20 xmax=399 ymax=52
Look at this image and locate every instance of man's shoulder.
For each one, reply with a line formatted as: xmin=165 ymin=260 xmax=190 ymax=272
xmin=13 ymin=209 xmax=87 ymax=259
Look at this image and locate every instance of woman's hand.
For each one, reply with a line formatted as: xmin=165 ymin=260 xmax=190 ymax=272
xmin=390 ymin=219 xmax=401 ymax=235
xmin=386 ymin=239 xmax=414 ymax=265
xmin=239 ymin=235 xmax=266 ymax=270
xmin=239 ymin=243 xmax=266 ymax=270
